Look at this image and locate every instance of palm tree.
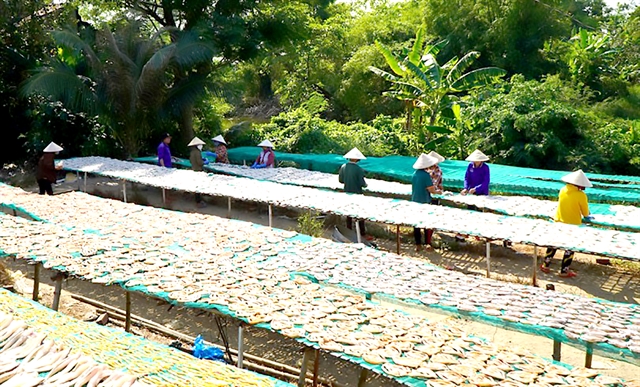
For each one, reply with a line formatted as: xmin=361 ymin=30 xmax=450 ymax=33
xmin=369 ymin=28 xmax=506 ymax=149
xmin=22 ymin=23 xmax=214 ymax=157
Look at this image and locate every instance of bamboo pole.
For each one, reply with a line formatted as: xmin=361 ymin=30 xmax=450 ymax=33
xmin=69 ymin=294 xmax=345 ymax=387
xmin=83 ymin=172 xmax=87 ymax=192
xmin=312 ymin=349 xmax=321 ymax=387
xmin=485 ymin=241 xmax=491 ymax=278
xmin=298 ymin=349 xmax=313 ymax=387
xmin=238 ymin=325 xmax=245 ymax=368
xmin=396 ymin=225 xmax=400 ymax=254
xmin=532 ymin=246 xmax=538 ymax=286
xmin=355 ymin=221 xmax=362 ymax=244
xmin=122 ymin=181 xmax=127 ymax=203
xmin=51 ymin=273 xmax=64 ymax=311
xmin=268 ymin=204 xmax=273 ymax=227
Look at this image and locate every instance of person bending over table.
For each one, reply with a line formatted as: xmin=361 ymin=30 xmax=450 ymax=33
xmin=36 ymin=142 xmax=64 ymax=195
xmin=456 ymin=149 xmax=491 ymax=242
xmin=412 ymin=154 xmax=442 ymax=251
xmin=211 ymin=135 xmax=229 ymax=164
xmin=339 ymin=147 xmax=370 ymax=240
xmin=427 ymin=150 xmax=445 ymax=205
xmin=252 ymin=139 xmax=276 ymax=169
xmin=540 ymin=169 xmax=593 ymax=278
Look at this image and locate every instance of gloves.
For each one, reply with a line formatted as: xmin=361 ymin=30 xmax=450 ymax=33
xmin=251 ymin=163 xmax=267 ymax=169
xmin=584 ymin=215 xmax=594 ymax=221
xmin=202 ymin=158 xmax=209 ymax=165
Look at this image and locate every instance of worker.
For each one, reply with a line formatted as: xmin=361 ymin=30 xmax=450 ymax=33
xmin=157 ymin=133 xmax=173 ymax=168
xmin=461 ymin=149 xmax=490 ymax=196
xmin=212 ymin=135 xmax=229 ymax=164
xmin=251 ymin=140 xmax=275 ymax=168
xmin=188 ymin=137 xmax=207 ymax=208
xmin=338 ymin=147 xmax=369 ymax=239
xmin=412 ymin=154 xmax=442 ymax=251
xmin=540 ymin=170 xmax=592 ymax=278
xmin=427 ymin=150 xmax=445 ymax=204
xmin=456 ymin=149 xmax=491 ymax=243
xmin=36 ymin=142 xmax=63 ymax=195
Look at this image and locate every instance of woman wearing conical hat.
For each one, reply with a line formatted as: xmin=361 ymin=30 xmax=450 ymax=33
xmin=339 ymin=147 xmax=369 ymax=238
xmin=36 ymin=142 xmax=64 ymax=195
xmin=188 ymin=137 xmax=207 ymax=207
xmin=211 ymin=135 xmax=229 ymax=164
xmin=540 ymin=170 xmax=592 ymax=278
xmin=252 ymin=140 xmax=275 ymax=168
xmin=461 ymin=149 xmax=490 ymax=196
xmin=412 ymin=154 xmax=442 ymax=251
xmin=427 ymin=151 xmax=445 ymax=204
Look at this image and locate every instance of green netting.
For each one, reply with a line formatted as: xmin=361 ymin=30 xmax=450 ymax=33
xmin=226 ymin=148 xmax=640 ymax=204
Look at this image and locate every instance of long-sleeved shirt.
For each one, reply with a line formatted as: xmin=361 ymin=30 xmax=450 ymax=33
xmin=428 ymin=165 xmax=443 ymax=191
xmin=555 ymin=184 xmax=590 ymax=225
xmin=216 ymin=145 xmax=229 ymax=164
xmin=189 ymin=148 xmax=204 ymax=172
xmin=411 ymin=169 xmax=434 ymax=204
xmin=463 ymin=162 xmax=490 ymax=195
xmin=339 ymin=162 xmax=367 ymax=194
xmin=157 ymin=142 xmax=172 ymax=168
xmin=255 ymin=149 xmax=275 ymax=168
xmin=36 ymin=153 xmax=57 ymax=183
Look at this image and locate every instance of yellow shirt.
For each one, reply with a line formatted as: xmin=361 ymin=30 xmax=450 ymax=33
xmin=555 ymin=184 xmax=589 ymax=225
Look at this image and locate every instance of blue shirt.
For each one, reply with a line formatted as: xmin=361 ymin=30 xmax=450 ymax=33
xmin=464 ymin=162 xmax=490 ymax=195
xmin=411 ymin=169 xmax=433 ymax=204
xmin=157 ymin=142 xmax=172 ymax=168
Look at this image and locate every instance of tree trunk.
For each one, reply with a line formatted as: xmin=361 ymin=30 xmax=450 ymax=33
xmin=180 ymin=104 xmax=195 ymax=145
xmin=405 ymin=101 xmax=412 ymax=132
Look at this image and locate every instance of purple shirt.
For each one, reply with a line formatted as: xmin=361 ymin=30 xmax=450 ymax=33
xmin=157 ymin=142 xmax=172 ymax=168
xmin=464 ymin=162 xmax=490 ymax=195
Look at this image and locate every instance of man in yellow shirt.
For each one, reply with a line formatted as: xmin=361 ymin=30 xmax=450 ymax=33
xmin=540 ymin=170 xmax=592 ymax=278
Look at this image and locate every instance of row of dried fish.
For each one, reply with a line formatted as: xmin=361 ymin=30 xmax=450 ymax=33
xmin=0 ymin=289 xmax=289 ymax=387
xmin=0 ymin=214 xmax=635 ymax=386
xmin=0 ymin=313 xmax=148 ymax=387
xmin=1 ymin=184 xmax=640 ymax=356
xmin=206 ymin=163 xmax=640 ymax=230
xmin=59 ymin=157 xmax=640 ymax=260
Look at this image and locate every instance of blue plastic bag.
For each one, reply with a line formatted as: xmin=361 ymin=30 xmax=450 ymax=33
xmin=193 ymin=335 xmax=225 ymax=362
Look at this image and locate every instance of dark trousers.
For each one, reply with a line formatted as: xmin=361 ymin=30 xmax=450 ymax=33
xmin=346 ymin=217 xmax=365 ymax=236
xmin=414 ymin=228 xmax=434 ymax=246
xmin=195 ymin=193 xmax=202 ymax=203
xmin=543 ymin=248 xmax=574 ymax=273
xmin=37 ymin=179 xmax=53 ymax=195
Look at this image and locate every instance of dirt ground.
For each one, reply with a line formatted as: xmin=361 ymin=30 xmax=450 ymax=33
xmin=2 ymin=175 xmax=640 ymax=385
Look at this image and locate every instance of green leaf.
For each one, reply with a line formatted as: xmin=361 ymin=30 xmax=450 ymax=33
xmin=419 ymin=54 xmax=442 ymax=89
xmin=423 ymin=39 xmax=448 ymax=58
xmin=369 ymin=66 xmax=399 ymax=82
xmin=405 ymin=61 xmax=433 ymax=90
xmin=446 ymin=51 xmax=481 ymax=85
xmin=450 ymin=67 xmax=506 ymax=91
xmin=452 ymin=103 xmax=462 ymax=121
xmin=423 ymin=125 xmax=453 ymax=134
xmin=374 ymin=41 xmax=405 ymax=76
xmin=409 ymin=27 xmax=426 ymax=65
xmin=424 ymin=136 xmax=449 ymax=150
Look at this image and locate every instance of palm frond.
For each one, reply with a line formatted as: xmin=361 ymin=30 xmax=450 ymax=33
xmin=51 ymin=30 xmax=101 ymax=70
xmin=173 ymin=31 xmax=216 ymax=68
xmin=164 ymin=73 xmax=209 ymax=115
xmin=20 ymin=62 xmax=97 ymax=114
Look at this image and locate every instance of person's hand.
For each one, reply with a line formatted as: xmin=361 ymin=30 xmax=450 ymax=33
xmin=584 ymin=215 xmax=594 ymax=221
xmin=469 ymin=188 xmax=476 ymax=194
xmin=203 ymin=158 xmax=209 ymax=165
xmin=55 ymin=162 xmax=63 ymax=170
xmin=461 ymin=189 xmax=468 ymax=195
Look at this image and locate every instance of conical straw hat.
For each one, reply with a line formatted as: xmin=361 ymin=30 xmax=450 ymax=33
xmin=413 ymin=154 xmax=439 ymax=169
xmin=212 ymin=135 xmax=227 ymax=145
xmin=43 ymin=142 xmax=63 ymax=153
xmin=427 ymin=151 xmax=445 ymax=163
xmin=465 ymin=149 xmax=489 ymax=162
xmin=561 ymin=169 xmax=593 ymax=188
xmin=257 ymin=139 xmax=274 ymax=148
xmin=343 ymin=147 xmax=366 ymax=160
xmin=187 ymin=137 xmax=205 ymax=147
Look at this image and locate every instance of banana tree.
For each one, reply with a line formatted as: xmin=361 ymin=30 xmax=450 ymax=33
xmin=369 ymin=28 xmax=506 ymax=149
